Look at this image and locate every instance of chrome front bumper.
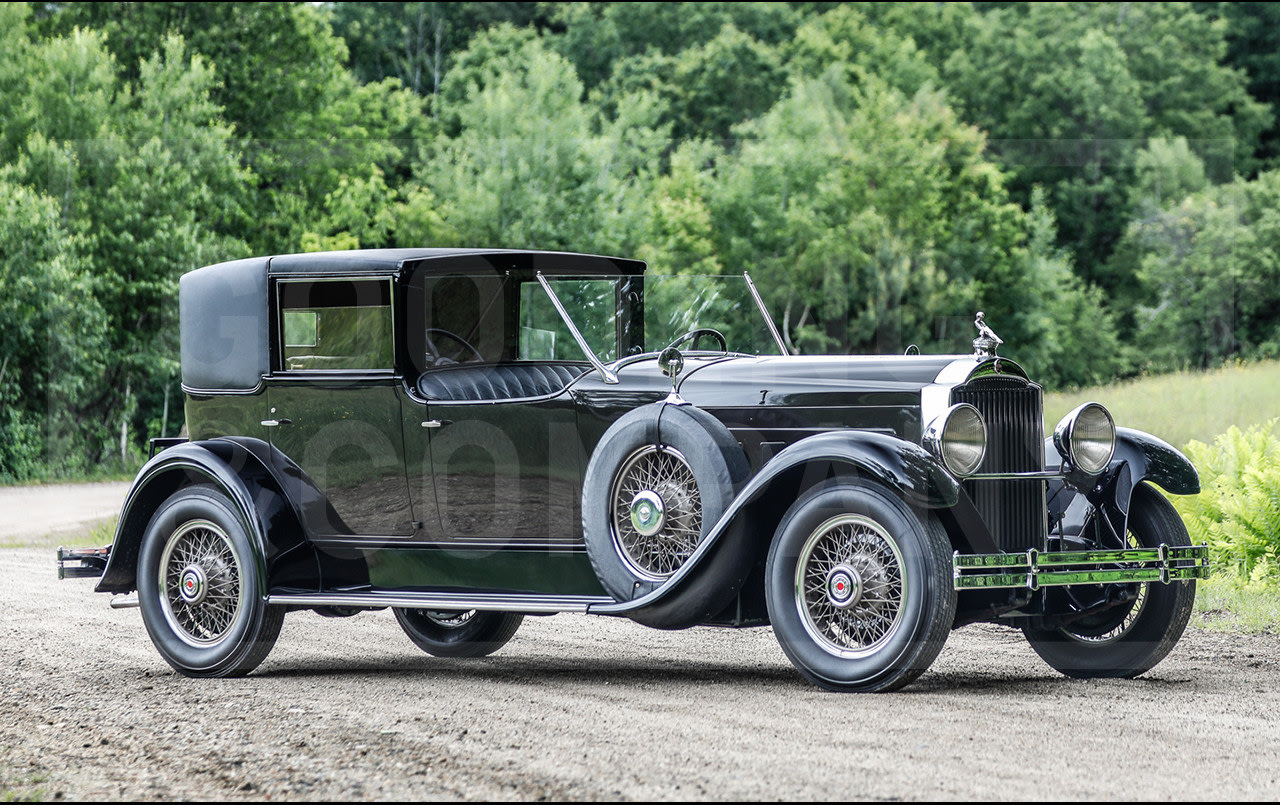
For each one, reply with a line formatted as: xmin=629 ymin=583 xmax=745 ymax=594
xmin=953 ymin=544 xmax=1210 ymax=590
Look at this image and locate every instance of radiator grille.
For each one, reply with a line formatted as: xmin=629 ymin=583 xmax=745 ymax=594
xmin=952 ymin=378 xmax=1047 ymax=552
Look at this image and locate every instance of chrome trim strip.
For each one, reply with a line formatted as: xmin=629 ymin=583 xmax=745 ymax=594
xmin=964 ymin=470 xmax=1064 ymax=481
xmin=535 ymin=272 xmax=619 ymax=384
xmin=743 ymin=271 xmax=789 ymax=355
xmin=182 ymin=381 xmax=266 ymax=397
xmin=267 ymin=591 xmax=614 ymax=613
xmin=920 ymin=356 xmax=981 ymax=435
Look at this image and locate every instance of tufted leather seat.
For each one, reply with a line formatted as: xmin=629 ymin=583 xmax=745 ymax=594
xmin=416 ymin=362 xmax=590 ymax=402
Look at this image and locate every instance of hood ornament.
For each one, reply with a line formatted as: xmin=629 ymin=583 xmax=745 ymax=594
xmin=972 ymin=312 xmax=1003 ymax=357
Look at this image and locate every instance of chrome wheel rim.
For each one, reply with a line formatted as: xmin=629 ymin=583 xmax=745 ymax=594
xmin=422 ymin=610 xmax=476 ymax=628
xmin=795 ymin=514 xmax=906 ymax=658
xmin=609 ymin=445 xmax=702 ymax=581
xmin=158 ymin=519 xmax=246 ymax=648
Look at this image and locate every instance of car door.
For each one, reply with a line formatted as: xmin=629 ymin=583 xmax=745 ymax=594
xmin=265 ymin=275 xmax=415 ymax=539
xmin=400 ymin=270 xmax=588 ymax=549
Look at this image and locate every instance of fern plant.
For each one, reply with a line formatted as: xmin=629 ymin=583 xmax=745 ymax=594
xmin=1171 ymin=419 xmax=1280 ymax=585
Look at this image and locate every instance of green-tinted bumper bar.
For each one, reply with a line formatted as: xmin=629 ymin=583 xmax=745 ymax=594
xmin=953 ymin=544 xmax=1210 ymax=590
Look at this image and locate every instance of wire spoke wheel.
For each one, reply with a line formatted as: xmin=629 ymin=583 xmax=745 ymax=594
xmin=609 ymin=445 xmax=703 ymax=580
xmin=1061 ymin=530 xmax=1149 ymax=644
xmin=1021 ymin=483 xmax=1198 ymax=679
xmin=159 ymin=518 xmax=246 ymax=647
xmin=796 ymin=514 xmax=907 ymax=658
xmin=394 ymin=608 xmax=523 ymax=658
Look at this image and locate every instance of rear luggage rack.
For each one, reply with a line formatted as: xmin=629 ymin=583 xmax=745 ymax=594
xmin=56 ymin=545 xmax=110 ymax=579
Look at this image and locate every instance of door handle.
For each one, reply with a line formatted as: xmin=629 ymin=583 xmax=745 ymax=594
xmin=421 ymin=419 xmax=453 ymax=429
xmin=260 ymin=418 xmax=293 ymax=428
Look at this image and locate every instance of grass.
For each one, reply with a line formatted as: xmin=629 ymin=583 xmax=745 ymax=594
xmin=0 ymin=759 xmax=47 ymax=803
xmin=1193 ymin=578 xmax=1280 ymax=634
xmin=1043 ymin=359 xmax=1280 ymax=450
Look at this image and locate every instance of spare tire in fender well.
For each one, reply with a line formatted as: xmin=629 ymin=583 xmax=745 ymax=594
xmin=581 ymin=401 xmax=751 ymax=629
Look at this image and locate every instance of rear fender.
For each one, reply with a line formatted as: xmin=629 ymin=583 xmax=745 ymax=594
xmin=590 ymin=430 xmax=960 ymax=617
xmin=96 ymin=438 xmax=315 ymax=594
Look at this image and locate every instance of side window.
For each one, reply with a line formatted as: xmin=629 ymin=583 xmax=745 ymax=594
xmin=278 ymin=278 xmax=393 ymax=372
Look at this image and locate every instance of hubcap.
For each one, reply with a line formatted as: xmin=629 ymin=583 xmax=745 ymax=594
xmin=826 ymin=564 xmax=862 ymax=610
xmin=629 ymin=490 xmax=666 ymax=537
xmin=610 ymin=445 xmax=702 ymax=581
xmin=796 ymin=514 xmax=906 ymax=658
xmin=158 ymin=519 xmax=245 ymax=647
xmin=179 ymin=565 xmax=208 ymax=605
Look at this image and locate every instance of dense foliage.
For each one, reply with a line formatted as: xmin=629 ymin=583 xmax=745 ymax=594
xmin=1173 ymin=420 xmax=1280 ymax=585
xmin=2 ymin=1 xmax=1278 ymax=480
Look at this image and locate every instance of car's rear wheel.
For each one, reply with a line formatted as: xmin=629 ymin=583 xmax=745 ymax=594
xmin=1022 ymin=483 xmax=1196 ymax=678
xmin=394 ymin=609 xmax=523 ymax=658
xmin=765 ymin=480 xmax=955 ymax=692
xmin=137 ymin=485 xmax=284 ymax=677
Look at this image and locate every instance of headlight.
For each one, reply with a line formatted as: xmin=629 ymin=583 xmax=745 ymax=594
xmin=923 ymin=403 xmax=987 ymax=477
xmin=1053 ymin=402 xmax=1116 ymax=475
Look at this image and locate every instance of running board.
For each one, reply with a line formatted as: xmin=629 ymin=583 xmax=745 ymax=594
xmin=953 ymin=543 xmax=1210 ymax=590
xmin=267 ymin=590 xmax=615 ymax=614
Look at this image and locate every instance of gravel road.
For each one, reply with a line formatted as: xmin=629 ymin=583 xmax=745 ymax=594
xmin=3 ymin=482 xmax=1279 ymax=800
xmin=4 ymin=542 xmax=1280 ymax=801
xmin=0 ymin=481 xmax=129 ymax=545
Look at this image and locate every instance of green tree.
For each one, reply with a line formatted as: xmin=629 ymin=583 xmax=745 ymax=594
xmin=420 ymin=28 xmax=663 ymax=254
xmin=1 ymin=22 xmax=252 ymax=467
xmin=1115 ymin=170 xmax=1280 ymax=371
xmin=935 ymin=2 xmax=1269 ymax=279
xmin=332 ymin=2 xmax=547 ymax=96
xmin=0 ymin=177 xmax=106 ymax=480
xmin=709 ymin=68 xmax=1031 ymax=356
xmin=34 ymin=2 xmax=427 ymax=253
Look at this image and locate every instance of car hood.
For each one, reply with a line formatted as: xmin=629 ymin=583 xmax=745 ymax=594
xmin=674 ymin=354 xmax=971 ymax=408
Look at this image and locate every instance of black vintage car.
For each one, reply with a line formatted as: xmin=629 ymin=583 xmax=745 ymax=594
xmin=59 ymin=249 xmax=1208 ymax=692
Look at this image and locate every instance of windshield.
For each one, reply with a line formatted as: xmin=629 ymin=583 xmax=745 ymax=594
xmin=523 ymin=274 xmax=785 ymax=363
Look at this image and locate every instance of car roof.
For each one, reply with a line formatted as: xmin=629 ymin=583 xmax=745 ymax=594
xmin=265 ymin=248 xmax=646 ymax=276
xmin=178 ymin=249 xmax=645 ymax=393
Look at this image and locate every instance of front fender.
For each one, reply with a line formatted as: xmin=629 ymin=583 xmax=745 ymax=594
xmin=1043 ymin=427 xmax=1200 ymax=544
xmin=96 ymin=438 xmax=314 ymax=595
xmin=590 ymin=430 xmax=959 ymax=616
xmin=1113 ymin=427 xmax=1200 ymax=495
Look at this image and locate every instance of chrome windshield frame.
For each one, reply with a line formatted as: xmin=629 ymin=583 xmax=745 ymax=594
xmin=743 ymin=271 xmax=789 ymax=356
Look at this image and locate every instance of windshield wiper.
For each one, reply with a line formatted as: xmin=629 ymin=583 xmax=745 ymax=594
xmin=536 ymin=272 xmax=619 ymax=384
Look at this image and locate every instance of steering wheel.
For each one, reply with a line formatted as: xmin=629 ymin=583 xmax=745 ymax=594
xmin=663 ymin=328 xmax=728 ymax=354
xmin=424 ymin=328 xmax=485 ymax=367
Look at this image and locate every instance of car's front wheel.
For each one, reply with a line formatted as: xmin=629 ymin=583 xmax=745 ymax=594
xmin=137 ymin=485 xmax=284 ymax=677
xmin=765 ymin=480 xmax=955 ymax=692
xmin=393 ymin=609 xmax=523 ymax=658
xmin=1021 ymin=483 xmax=1196 ymax=678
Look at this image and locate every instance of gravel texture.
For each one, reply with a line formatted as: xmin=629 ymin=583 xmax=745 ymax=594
xmin=5 ymin=545 xmax=1280 ymax=801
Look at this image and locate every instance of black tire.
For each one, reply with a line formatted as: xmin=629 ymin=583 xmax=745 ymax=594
xmin=765 ymin=480 xmax=955 ymax=692
xmin=393 ymin=609 xmax=523 ymax=658
xmin=137 ymin=485 xmax=284 ymax=677
xmin=581 ymin=402 xmax=751 ymax=629
xmin=1022 ymin=483 xmax=1196 ymax=679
